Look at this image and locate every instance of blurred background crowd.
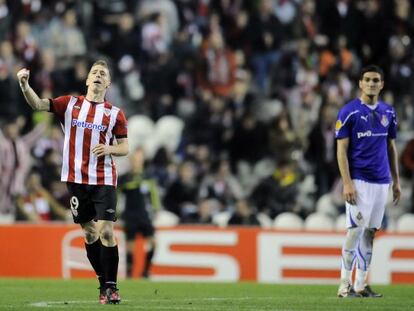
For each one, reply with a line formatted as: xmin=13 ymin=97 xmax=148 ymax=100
xmin=1 ymin=0 xmax=414 ymax=231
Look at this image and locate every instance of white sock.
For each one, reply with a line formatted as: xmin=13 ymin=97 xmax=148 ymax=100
xmin=355 ymin=269 xmax=367 ymax=291
xmin=341 ymin=227 xmax=362 ymax=274
xmin=356 ymin=228 xmax=375 ymax=273
xmin=340 ymin=268 xmax=352 ymax=284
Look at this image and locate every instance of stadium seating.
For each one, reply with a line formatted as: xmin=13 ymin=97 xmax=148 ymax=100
xmin=273 ymin=212 xmax=304 ymax=230
xmin=127 ymin=115 xmax=155 ymax=153
xmin=143 ymin=135 xmax=161 ymax=159
xmin=298 ymin=174 xmax=317 ymax=195
xmin=304 ymin=212 xmax=335 ymax=231
xmin=212 ymin=211 xmax=231 ymax=228
xmin=0 ymin=213 xmax=14 ymax=224
xmin=154 ymin=115 xmax=184 ymax=153
xmin=257 ymin=212 xmax=273 ymax=228
xmin=315 ymin=194 xmax=338 ymax=218
xmin=335 ymin=213 xmax=347 ymax=231
xmin=153 ymin=210 xmax=180 ymax=227
xmin=396 ymin=213 xmax=414 ymax=233
xmin=253 ymin=158 xmax=276 ymax=179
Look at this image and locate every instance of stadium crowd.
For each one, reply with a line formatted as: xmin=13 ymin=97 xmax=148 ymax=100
xmin=1 ymin=0 xmax=414 ymax=229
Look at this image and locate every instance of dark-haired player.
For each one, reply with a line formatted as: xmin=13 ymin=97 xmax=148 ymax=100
xmin=336 ymin=65 xmax=400 ymax=298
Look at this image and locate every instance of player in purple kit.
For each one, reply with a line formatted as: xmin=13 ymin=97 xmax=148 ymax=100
xmin=335 ymin=65 xmax=401 ymax=298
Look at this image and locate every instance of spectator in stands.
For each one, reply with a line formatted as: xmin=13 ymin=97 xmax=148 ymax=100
xmin=0 ymin=58 xmax=20 ymax=118
xmin=66 ymin=58 xmax=89 ymax=94
xmin=15 ymin=169 xmax=68 ymax=222
xmin=228 ymin=199 xmax=260 ymax=226
xmin=141 ymin=50 xmax=179 ymax=119
xmin=109 ymin=13 xmax=141 ymax=64
xmin=36 ymin=147 xmax=62 ymax=190
xmin=387 ymin=35 xmax=414 ymax=125
xmin=401 ymin=138 xmax=414 ymax=213
xmin=181 ymin=198 xmax=214 ymax=224
xmin=268 ymin=109 xmax=304 ymax=162
xmin=137 ymin=0 xmax=179 ymax=49
xmin=186 ymin=95 xmax=233 ymax=153
xmin=33 ymin=49 xmax=63 ymax=98
xmin=227 ymin=67 xmax=254 ymax=120
xmin=163 ymin=160 xmax=199 ymax=218
xmin=0 ymin=0 xmax=10 ymax=41
xmin=306 ymin=104 xmax=338 ymax=199
xmin=250 ymin=159 xmax=302 ymax=219
xmin=48 ymin=9 xmax=87 ymax=69
xmin=225 ymin=10 xmax=250 ymax=51
xmin=248 ymin=0 xmax=284 ymax=93
xmin=199 ymin=158 xmax=244 ymax=210
xmin=140 ymin=12 xmax=170 ymax=60
xmin=185 ymin=144 xmax=211 ymax=181
xmin=197 ymin=29 xmax=237 ymax=98
xmin=14 ymin=21 xmax=40 ymax=71
xmin=318 ymin=0 xmax=363 ymax=53
xmin=0 ymin=115 xmax=46 ymax=215
xmin=229 ymin=111 xmax=269 ymax=167
xmin=291 ymin=0 xmax=319 ymax=40
xmin=32 ymin=123 xmax=64 ymax=161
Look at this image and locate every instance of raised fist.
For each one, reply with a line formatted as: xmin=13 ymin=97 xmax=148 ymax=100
xmin=16 ymin=68 xmax=30 ymax=90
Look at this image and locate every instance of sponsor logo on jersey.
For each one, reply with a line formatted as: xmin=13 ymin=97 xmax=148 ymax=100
xmin=381 ymin=115 xmax=389 ymax=127
xmin=357 ymin=130 xmax=372 ymax=139
xmin=71 ymin=119 xmax=107 ymax=131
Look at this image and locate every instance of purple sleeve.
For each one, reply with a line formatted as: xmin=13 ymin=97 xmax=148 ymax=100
xmin=388 ymin=109 xmax=397 ymax=139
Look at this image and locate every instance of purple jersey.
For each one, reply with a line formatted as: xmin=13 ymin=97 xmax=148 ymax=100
xmin=335 ymin=98 xmax=397 ymax=184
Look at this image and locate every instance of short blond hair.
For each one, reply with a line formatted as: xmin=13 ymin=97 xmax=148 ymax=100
xmin=92 ymin=59 xmax=109 ymax=68
xmin=91 ymin=59 xmax=111 ymax=77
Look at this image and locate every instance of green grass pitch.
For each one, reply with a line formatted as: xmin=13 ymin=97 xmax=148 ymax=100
xmin=0 ymin=279 xmax=413 ymax=310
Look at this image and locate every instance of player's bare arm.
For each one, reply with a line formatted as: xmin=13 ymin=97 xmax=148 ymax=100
xmin=16 ymin=68 xmax=50 ymax=111
xmin=92 ymin=138 xmax=129 ymax=158
xmin=388 ymin=138 xmax=401 ymax=204
xmin=337 ymin=137 xmax=357 ymax=205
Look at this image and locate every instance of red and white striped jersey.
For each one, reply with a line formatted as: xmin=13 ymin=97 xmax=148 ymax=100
xmin=49 ymin=95 xmax=128 ymax=186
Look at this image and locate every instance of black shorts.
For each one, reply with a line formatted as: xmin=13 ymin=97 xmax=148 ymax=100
xmin=67 ymin=183 xmax=117 ymax=224
xmin=124 ymin=221 xmax=155 ymax=240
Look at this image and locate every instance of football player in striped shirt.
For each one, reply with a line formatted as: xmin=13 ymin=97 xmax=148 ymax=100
xmin=17 ymin=60 xmax=128 ymax=304
xmin=335 ymin=65 xmax=401 ymax=298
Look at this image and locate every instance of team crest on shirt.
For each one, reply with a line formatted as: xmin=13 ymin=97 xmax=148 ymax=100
xmin=335 ymin=120 xmax=342 ymax=131
xmin=104 ymin=108 xmax=111 ymax=116
xmin=380 ymin=115 xmax=389 ymax=127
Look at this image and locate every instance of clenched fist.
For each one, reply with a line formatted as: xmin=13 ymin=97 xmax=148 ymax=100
xmin=16 ymin=68 xmax=30 ymax=91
